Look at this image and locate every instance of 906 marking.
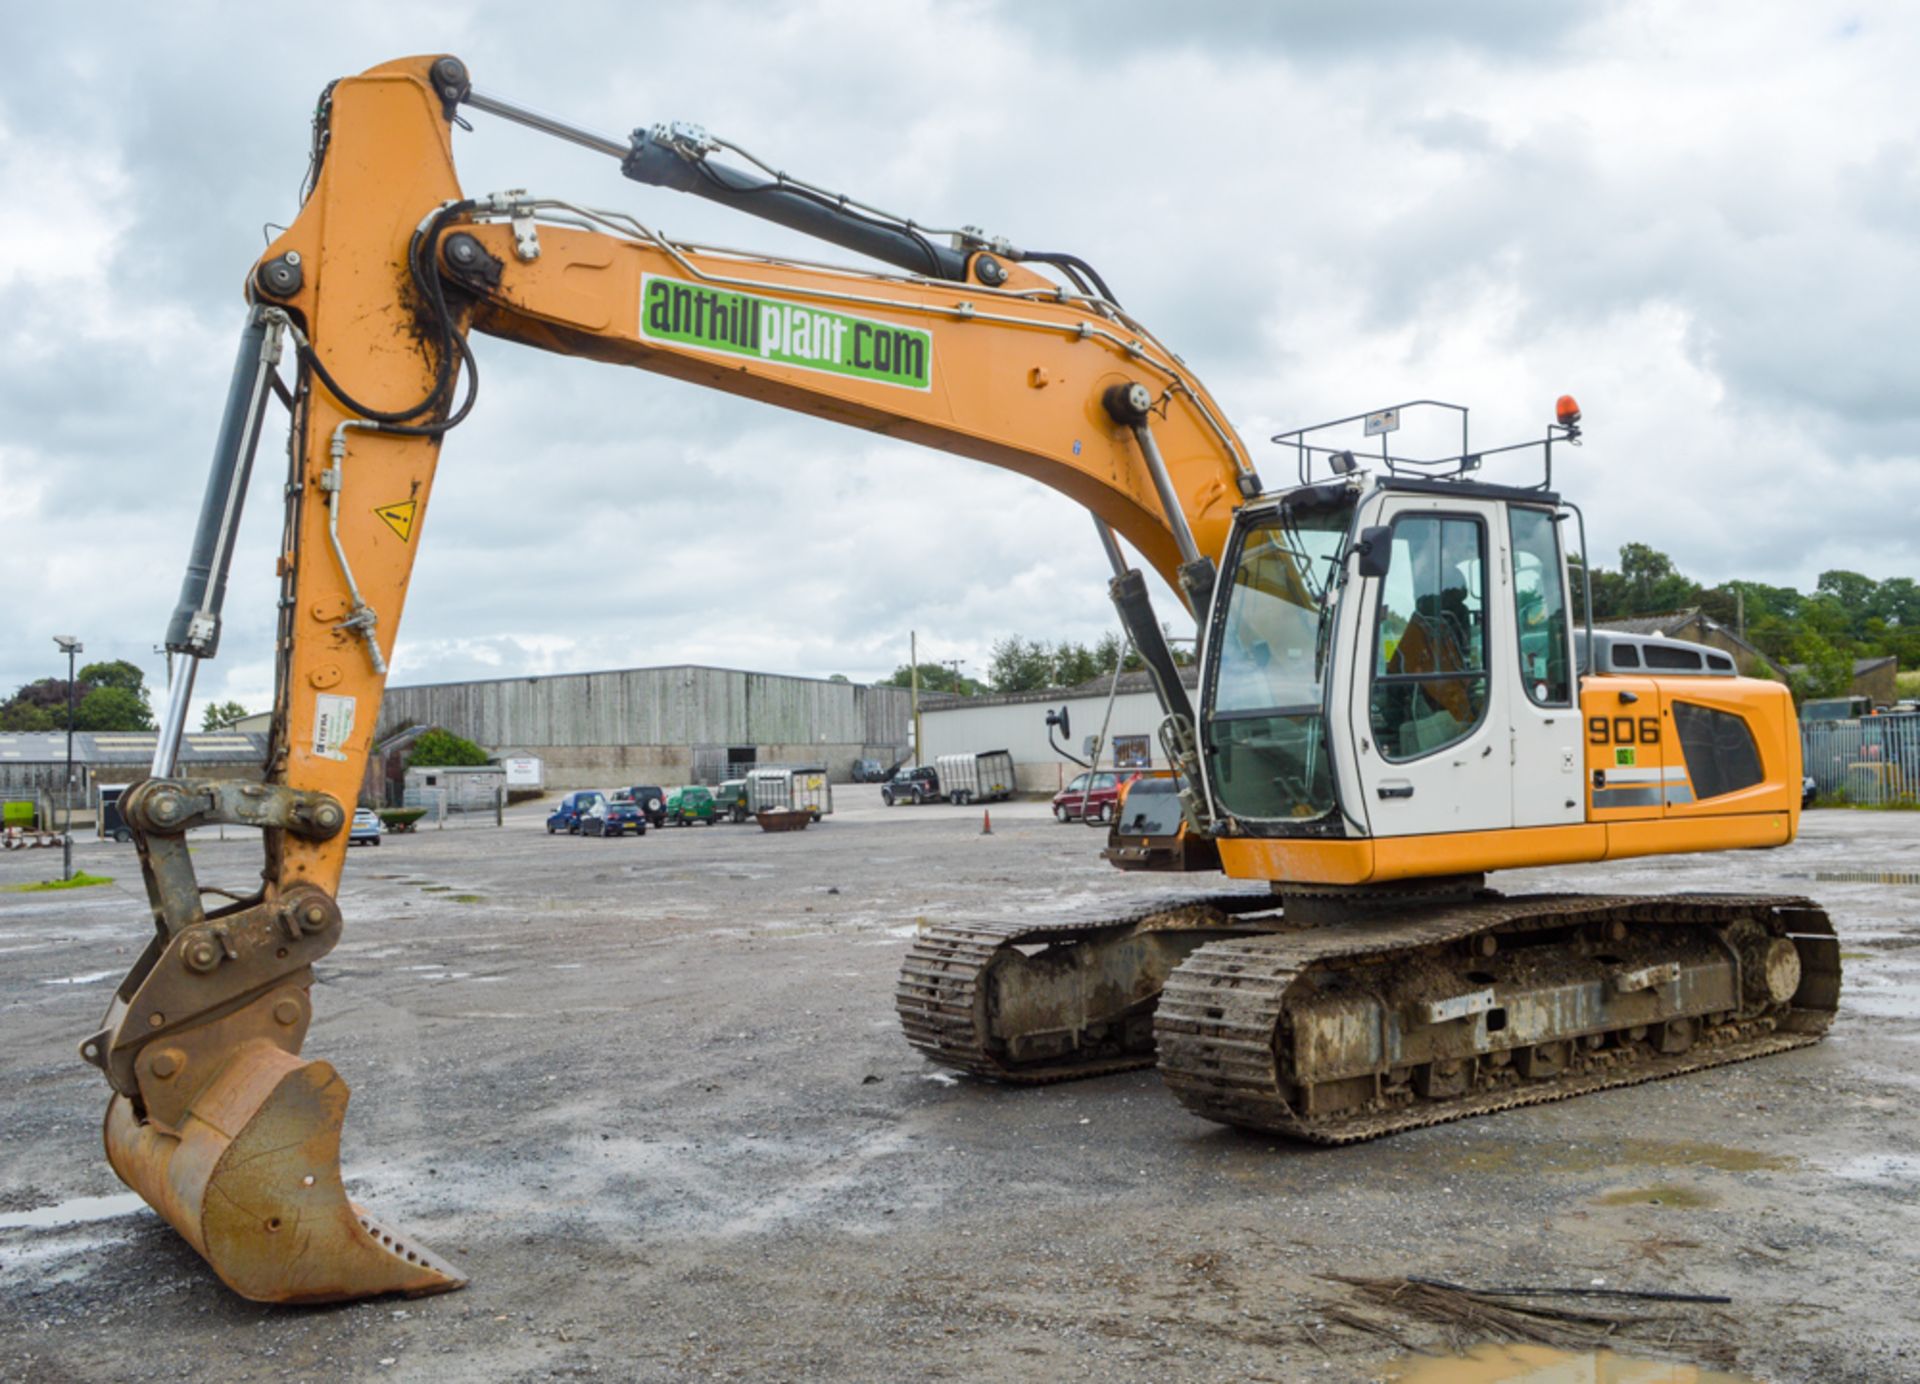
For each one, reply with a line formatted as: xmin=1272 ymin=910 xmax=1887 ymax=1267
xmin=1589 ymin=716 xmax=1661 ymax=746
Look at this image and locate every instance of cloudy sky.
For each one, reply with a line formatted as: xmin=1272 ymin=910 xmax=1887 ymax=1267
xmin=3 ymin=2 xmax=1914 ymax=725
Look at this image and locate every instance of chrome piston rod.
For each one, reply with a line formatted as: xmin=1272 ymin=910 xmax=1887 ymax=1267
xmin=154 ymin=307 xmax=287 ymax=777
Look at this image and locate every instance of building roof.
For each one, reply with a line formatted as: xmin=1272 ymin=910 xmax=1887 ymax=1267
xmin=1854 ymin=655 xmax=1898 ymax=674
xmin=925 ymin=665 xmax=1199 ymax=712
xmin=0 ymin=731 xmax=267 ymax=766
xmin=1594 ymin=609 xmax=1705 ymax=637
xmin=382 ymin=662 xmax=907 ymax=694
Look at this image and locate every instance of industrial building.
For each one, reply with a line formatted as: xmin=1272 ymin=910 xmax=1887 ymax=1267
xmin=0 ymin=730 xmax=267 ymax=831
xmin=374 ymin=664 xmax=914 ymax=789
xmin=919 ymin=668 xmax=1198 ymax=793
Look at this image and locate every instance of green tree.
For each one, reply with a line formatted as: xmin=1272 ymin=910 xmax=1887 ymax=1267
xmin=1871 ymin=577 xmax=1920 ymax=629
xmin=201 ymin=700 xmax=252 ymax=730
xmin=1616 ymin=543 xmax=1700 ymax=615
xmin=1049 ymin=640 xmax=1101 ymax=688
xmin=79 ymin=660 xmax=147 ymax=694
xmin=0 ymin=661 xmax=155 ymax=732
xmin=407 ymin=728 xmax=489 ymax=767
xmin=987 ymin=637 xmax=1055 ymax=692
xmin=876 ymin=663 xmax=983 ymax=696
xmin=1787 ymin=631 xmax=1854 ymax=701
xmin=1814 ymin=570 xmax=1878 ymax=639
xmin=1092 ymin=631 xmax=1140 ymax=675
xmin=0 ymin=700 xmax=55 ymax=731
xmin=75 ymin=686 xmax=155 ymax=732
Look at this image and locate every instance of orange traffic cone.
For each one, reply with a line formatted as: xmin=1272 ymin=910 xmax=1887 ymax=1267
xmin=981 ymin=809 xmax=993 ymax=835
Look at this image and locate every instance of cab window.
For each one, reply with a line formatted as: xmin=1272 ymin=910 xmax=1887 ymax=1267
xmin=1371 ymin=514 xmax=1489 ymax=760
xmin=1509 ymin=507 xmax=1572 ymax=707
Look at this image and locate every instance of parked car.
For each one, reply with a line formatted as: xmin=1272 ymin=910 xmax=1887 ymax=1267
xmin=97 ymin=785 xmax=135 ymax=843
xmin=580 ymin=796 xmax=647 ymax=837
xmin=623 ymin=785 xmax=668 ymax=828
xmin=1051 ymin=771 xmax=1124 ymax=823
xmin=881 ymin=765 xmax=941 ymax=806
xmin=712 ymin=779 xmax=751 ymax=823
xmin=348 ymin=807 xmax=383 ymax=846
xmin=850 ymin=757 xmax=890 ymax=783
xmin=666 ymin=785 xmax=716 ymax=825
xmin=935 ymin=750 xmax=1016 ymax=806
xmin=546 ymin=790 xmax=607 ymax=835
xmin=1801 ymin=696 xmax=1872 ymax=722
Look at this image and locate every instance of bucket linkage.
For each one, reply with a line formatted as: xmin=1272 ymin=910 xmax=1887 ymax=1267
xmin=81 ymin=777 xmax=464 ymax=1303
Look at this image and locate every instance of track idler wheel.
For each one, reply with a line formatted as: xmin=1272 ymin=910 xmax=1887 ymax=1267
xmin=103 ymin=1041 xmax=464 ymax=1303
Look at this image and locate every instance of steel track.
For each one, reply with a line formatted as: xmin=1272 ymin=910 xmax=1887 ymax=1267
xmin=1155 ymin=892 xmax=1841 ymax=1144
xmin=894 ymin=890 xmax=1282 ymax=1083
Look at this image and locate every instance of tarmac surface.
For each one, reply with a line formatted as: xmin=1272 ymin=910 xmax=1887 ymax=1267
xmin=2 ymin=797 xmax=1916 ymax=1382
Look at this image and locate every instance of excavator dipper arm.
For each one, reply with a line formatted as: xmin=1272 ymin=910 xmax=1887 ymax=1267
xmin=90 ymin=55 xmax=1253 ymax=1302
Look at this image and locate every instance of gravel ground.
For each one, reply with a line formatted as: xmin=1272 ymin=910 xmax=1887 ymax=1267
xmin=2 ymin=798 xmax=1915 ymax=1382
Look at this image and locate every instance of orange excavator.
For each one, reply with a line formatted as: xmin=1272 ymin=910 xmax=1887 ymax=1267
xmin=90 ymin=55 xmax=1837 ymax=1304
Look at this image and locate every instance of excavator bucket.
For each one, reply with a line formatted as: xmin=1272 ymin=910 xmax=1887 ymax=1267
xmin=103 ymin=1042 xmax=464 ymax=1304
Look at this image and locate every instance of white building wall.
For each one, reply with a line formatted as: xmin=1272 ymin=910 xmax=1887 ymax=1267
xmin=920 ymin=690 xmax=1171 ymax=793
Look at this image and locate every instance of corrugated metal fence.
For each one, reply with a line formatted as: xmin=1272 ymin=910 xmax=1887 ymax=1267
xmin=1802 ymin=715 xmax=1920 ymax=806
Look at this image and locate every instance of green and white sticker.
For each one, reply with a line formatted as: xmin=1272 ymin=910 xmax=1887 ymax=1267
xmin=1614 ymin=746 xmax=1637 ymax=767
xmin=639 ymin=274 xmax=932 ymax=391
xmin=313 ymin=693 xmax=356 ymax=763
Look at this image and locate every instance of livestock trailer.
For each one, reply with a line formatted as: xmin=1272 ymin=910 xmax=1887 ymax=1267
xmin=934 ymin=749 xmax=1016 ymax=805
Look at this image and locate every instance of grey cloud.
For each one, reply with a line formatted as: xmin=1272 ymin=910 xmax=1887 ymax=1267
xmin=4 ymin=2 xmax=1915 ymax=709
xmin=999 ymin=0 xmax=1606 ymax=61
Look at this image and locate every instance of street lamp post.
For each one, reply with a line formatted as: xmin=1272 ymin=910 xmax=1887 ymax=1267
xmin=53 ymin=636 xmax=83 ymax=883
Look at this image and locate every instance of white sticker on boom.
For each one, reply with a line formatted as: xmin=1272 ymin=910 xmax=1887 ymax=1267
xmin=312 ymin=693 xmax=356 ymax=762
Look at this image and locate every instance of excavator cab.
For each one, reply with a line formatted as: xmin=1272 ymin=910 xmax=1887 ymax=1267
xmin=1188 ymin=401 xmax=1597 ymax=878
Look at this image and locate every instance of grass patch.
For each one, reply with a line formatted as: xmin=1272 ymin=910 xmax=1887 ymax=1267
xmin=419 ymin=885 xmax=453 ymax=893
xmin=1596 ymin=1184 xmax=1716 ymax=1208
xmin=450 ymin=894 xmax=485 ymax=904
xmin=6 ymin=872 xmax=114 ymax=893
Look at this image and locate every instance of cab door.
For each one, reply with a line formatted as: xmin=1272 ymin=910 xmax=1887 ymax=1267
xmin=1347 ymin=496 xmax=1512 ymax=837
xmin=1506 ymin=505 xmax=1585 ymax=827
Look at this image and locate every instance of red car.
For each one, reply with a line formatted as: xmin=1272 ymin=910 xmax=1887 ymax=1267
xmin=1051 ymin=771 xmax=1128 ymax=823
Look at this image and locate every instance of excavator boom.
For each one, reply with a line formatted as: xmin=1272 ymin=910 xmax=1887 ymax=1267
xmin=88 ymin=54 xmax=1837 ymax=1305
xmin=89 ymin=54 xmax=1254 ymax=1303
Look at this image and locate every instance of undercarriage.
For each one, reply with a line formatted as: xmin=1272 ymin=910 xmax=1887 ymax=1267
xmin=898 ymin=888 xmax=1840 ymax=1141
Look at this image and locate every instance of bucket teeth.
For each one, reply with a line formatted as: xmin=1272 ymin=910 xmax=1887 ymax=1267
xmin=104 ymin=1042 xmax=465 ymax=1304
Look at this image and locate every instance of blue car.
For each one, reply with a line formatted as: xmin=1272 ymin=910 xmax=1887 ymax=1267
xmin=546 ymin=790 xmax=606 ymax=835
xmin=580 ymin=796 xmax=648 ymax=837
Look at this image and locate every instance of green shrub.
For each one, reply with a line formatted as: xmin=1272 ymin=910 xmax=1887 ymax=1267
xmin=407 ymin=728 xmax=488 ymax=767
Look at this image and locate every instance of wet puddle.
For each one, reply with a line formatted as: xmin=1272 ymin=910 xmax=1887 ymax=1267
xmin=0 ymin=1191 xmax=148 ymax=1230
xmin=1388 ymin=1342 xmax=1754 ymax=1382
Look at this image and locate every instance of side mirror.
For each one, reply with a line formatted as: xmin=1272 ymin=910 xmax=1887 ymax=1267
xmin=1045 ymin=705 xmax=1072 ymax=738
xmin=1355 ymin=525 xmax=1393 ymax=579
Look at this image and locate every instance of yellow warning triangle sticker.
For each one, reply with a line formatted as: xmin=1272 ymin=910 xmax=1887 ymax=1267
xmin=374 ymin=499 xmax=417 ymax=542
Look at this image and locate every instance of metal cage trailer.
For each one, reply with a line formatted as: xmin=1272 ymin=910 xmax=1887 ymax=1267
xmin=934 ymin=749 xmax=1016 ymax=806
